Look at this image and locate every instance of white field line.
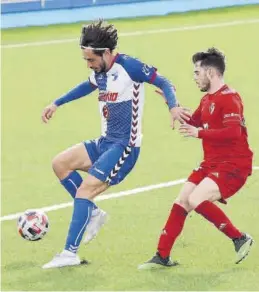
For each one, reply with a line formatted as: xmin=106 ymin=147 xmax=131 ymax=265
xmin=2 ymin=18 xmax=259 ymax=49
xmin=1 ymin=165 xmax=259 ymax=222
xmin=0 ymin=178 xmax=186 ymax=222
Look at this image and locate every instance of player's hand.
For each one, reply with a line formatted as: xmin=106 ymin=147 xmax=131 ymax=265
xmin=170 ymin=107 xmax=191 ymax=129
xmin=179 ymin=124 xmax=200 ymax=138
xmin=41 ymin=103 xmax=58 ymax=123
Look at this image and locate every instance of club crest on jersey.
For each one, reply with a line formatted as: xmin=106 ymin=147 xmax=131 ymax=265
xmin=111 ymin=72 xmax=118 ymax=81
xmin=99 ymin=92 xmax=118 ymax=102
xmin=102 ymin=105 xmax=109 ymax=119
xmin=209 ymin=103 xmax=215 ymax=114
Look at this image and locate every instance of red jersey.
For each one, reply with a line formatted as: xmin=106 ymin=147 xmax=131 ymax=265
xmin=189 ymin=84 xmax=253 ymax=174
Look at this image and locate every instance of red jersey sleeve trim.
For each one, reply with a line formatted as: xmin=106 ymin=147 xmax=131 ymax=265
xmin=149 ymin=71 xmax=157 ymax=84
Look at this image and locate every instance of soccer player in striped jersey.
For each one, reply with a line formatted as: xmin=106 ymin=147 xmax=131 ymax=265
xmin=41 ymin=20 xmax=190 ymax=269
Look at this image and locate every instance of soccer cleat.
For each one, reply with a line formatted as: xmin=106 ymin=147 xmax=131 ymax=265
xmin=138 ymin=252 xmax=179 ymax=270
xmin=42 ymin=250 xmax=88 ymax=269
xmin=83 ymin=208 xmax=108 ymax=244
xmin=233 ymin=233 xmax=254 ymax=264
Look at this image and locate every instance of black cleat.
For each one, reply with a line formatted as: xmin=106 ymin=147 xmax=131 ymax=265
xmin=138 ymin=252 xmax=179 ymax=270
xmin=233 ymin=233 xmax=254 ymax=264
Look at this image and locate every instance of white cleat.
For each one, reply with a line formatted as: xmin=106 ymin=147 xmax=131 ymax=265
xmin=83 ymin=208 xmax=108 ymax=244
xmin=42 ymin=250 xmax=82 ymax=269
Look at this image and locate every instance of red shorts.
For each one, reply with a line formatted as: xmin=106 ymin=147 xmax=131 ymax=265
xmin=188 ymin=167 xmax=248 ymax=203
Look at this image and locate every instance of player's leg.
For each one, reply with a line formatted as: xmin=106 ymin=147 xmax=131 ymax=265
xmin=43 ymin=142 xmax=139 ymax=269
xmin=139 ymin=168 xmax=206 ymax=270
xmin=52 ymin=143 xmax=93 ymax=199
xmin=138 ymin=182 xmax=196 ymax=270
xmin=188 ymin=174 xmax=253 ymax=263
xmin=51 ymin=139 xmax=107 ymax=245
xmin=84 ymin=144 xmax=140 ymax=244
xmin=157 ymin=182 xmax=195 ymax=255
xmin=42 ymin=174 xmax=108 ymax=269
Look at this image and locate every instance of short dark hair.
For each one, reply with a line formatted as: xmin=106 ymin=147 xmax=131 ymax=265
xmin=192 ymin=47 xmax=226 ymax=75
xmin=80 ymin=20 xmax=118 ymax=56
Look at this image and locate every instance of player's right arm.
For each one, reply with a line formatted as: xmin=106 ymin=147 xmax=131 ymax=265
xmin=198 ymin=94 xmax=243 ymax=141
xmin=42 ymin=79 xmax=97 ymax=123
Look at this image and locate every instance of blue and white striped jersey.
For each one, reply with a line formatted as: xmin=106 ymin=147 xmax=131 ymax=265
xmin=89 ymin=53 xmax=157 ymax=147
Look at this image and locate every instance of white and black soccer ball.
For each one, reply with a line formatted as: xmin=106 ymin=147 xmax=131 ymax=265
xmin=17 ymin=210 xmax=49 ymax=241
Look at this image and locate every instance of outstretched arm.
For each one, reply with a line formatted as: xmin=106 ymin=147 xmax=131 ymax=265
xmin=152 ymin=75 xmax=191 ymax=128
xmin=42 ymin=80 xmax=97 ymax=123
xmin=54 ymin=80 xmax=97 ymax=106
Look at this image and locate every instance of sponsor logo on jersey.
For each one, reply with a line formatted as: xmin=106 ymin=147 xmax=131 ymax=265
xmin=223 ymin=113 xmax=240 ymax=118
xmin=99 ymin=92 xmax=118 ymax=102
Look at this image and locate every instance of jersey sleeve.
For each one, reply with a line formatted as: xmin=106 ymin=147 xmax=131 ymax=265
xmin=54 ymin=81 xmax=96 ymax=107
xmin=198 ymin=94 xmax=243 ymax=141
xmin=152 ymin=74 xmax=178 ymax=109
xmin=222 ymin=94 xmax=243 ymax=126
xmin=121 ymin=55 xmax=157 ymax=83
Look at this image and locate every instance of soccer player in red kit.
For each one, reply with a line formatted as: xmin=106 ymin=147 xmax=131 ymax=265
xmin=139 ymin=48 xmax=254 ymax=269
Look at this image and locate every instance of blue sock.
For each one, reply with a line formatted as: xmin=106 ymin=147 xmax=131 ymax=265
xmin=65 ymin=198 xmax=94 ymax=253
xmin=60 ymin=171 xmax=97 ymax=209
xmin=60 ymin=171 xmax=82 ymax=198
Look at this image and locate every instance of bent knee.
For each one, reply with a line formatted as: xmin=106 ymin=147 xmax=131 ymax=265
xmin=187 ymin=194 xmax=201 ymax=210
xmin=76 ymin=184 xmax=96 ymax=200
xmin=76 ymin=177 xmax=108 ymax=200
xmin=52 ymin=153 xmax=70 ymax=178
xmin=174 ymin=198 xmax=192 ymax=212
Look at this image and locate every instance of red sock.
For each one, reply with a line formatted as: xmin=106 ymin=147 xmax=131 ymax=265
xmin=158 ymin=203 xmax=188 ymax=258
xmin=195 ymin=200 xmax=242 ymax=239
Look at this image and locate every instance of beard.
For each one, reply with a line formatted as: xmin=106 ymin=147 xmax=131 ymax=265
xmin=92 ymin=59 xmax=107 ymax=73
xmin=99 ymin=57 xmax=108 ymax=73
xmin=200 ymin=81 xmax=211 ymax=92
xmin=99 ymin=61 xmax=107 ymax=73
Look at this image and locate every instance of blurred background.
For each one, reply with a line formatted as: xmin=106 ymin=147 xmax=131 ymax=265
xmin=2 ymin=1 xmax=259 ymax=291
xmin=2 ymin=0 xmax=259 ymax=28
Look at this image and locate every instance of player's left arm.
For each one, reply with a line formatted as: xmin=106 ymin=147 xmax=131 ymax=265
xmin=180 ymin=94 xmax=243 ymax=140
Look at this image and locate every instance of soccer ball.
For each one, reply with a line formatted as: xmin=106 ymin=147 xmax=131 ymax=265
xmin=17 ymin=209 xmax=49 ymax=241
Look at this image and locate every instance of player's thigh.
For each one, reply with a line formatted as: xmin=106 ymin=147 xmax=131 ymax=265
xmin=76 ymin=174 xmax=109 ymax=200
xmin=174 ymin=182 xmax=197 ymax=212
xmin=88 ymin=142 xmax=126 ymax=184
xmin=207 ymin=170 xmax=248 ymax=203
xmin=109 ymin=146 xmax=140 ymax=185
xmin=175 ymin=168 xmax=207 ymax=211
xmin=52 ymin=143 xmax=92 ymax=176
xmin=87 ymin=143 xmax=140 ymax=186
xmin=188 ymin=177 xmax=221 ymax=209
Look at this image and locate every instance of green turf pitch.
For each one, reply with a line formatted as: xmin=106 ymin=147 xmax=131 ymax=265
xmin=2 ymin=5 xmax=259 ymax=291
